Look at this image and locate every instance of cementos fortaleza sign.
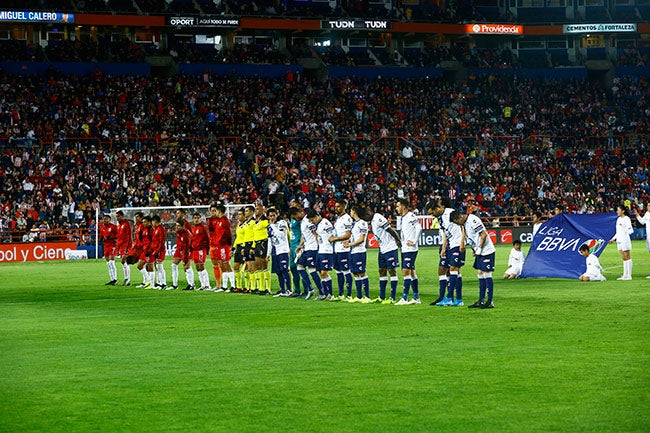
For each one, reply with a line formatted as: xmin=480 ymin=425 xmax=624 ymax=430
xmin=563 ymin=23 xmax=636 ymax=33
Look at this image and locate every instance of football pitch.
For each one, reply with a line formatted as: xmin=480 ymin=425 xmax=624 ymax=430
xmin=1 ymin=242 xmax=648 ymax=433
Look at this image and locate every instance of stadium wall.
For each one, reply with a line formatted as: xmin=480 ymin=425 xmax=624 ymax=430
xmin=0 ymin=61 xmax=151 ymax=76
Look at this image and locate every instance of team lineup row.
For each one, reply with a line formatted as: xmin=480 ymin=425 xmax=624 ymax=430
xmin=98 ymin=198 xmax=498 ymax=308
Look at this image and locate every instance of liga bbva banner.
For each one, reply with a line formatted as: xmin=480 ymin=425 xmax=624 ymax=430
xmin=521 ymin=213 xmax=617 ymax=279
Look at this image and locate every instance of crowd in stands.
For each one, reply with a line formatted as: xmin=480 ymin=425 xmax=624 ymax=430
xmin=0 ymin=69 xmax=648 ymax=243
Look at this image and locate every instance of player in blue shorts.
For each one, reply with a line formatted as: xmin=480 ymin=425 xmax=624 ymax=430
xmin=369 ymin=209 xmax=402 ymax=304
xmin=395 ymin=199 xmax=423 ymax=305
xmin=344 ymin=204 xmax=371 ymax=303
xmin=329 ymin=198 xmax=354 ymax=300
xmin=450 ymin=211 xmax=495 ymax=308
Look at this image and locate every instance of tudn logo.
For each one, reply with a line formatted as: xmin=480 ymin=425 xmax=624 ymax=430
xmin=581 ymin=239 xmax=605 ymax=255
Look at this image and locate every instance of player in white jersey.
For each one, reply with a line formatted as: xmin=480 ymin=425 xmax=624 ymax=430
xmin=290 ymin=207 xmax=322 ymax=299
xmin=634 ymin=202 xmax=650 ymax=279
xmin=503 ymin=240 xmax=526 ymax=279
xmin=329 ymin=198 xmax=354 ymax=300
xmin=266 ymin=208 xmax=292 ymax=296
xmin=426 ymin=197 xmax=465 ymax=306
xmin=610 ymin=203 xmax=634 ymax=280
xmin=344 ymin=204 xmax=371 ymax=303
xmin=370 ymin=210 xmax=401 ymax=303
xmin=308 ymin=209 xmax=335 ymax=300
xmin=395 ymin=199 xmax=423 ymax=305
xmin=451 ymin=211 xmax=496 ymax=308
xmin=578 ymin=243 xmax=606 ymax=282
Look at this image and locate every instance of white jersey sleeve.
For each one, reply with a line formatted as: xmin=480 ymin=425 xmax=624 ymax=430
xmin=333 ymin=213 xmax=354 ymax=253
xmin=350 ymin=220 xmax=368 ymax=254
xmin=465 ymin=214 xmax=496 ymax=255
xmin=301 ymin=216 xmax=319 ymax=251
xmin=316 ymin=218 xmax=334 ymax=254
xmin=371 ymin=213 xmax=398 ymax=253
xmin=400 ymin=211 xmax=422 ymax=253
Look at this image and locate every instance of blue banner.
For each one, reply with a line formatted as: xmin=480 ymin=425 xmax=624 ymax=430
xmin=521 ymin=213 xmax=617 ymax=279
xmin=0 ymin=11 xmax=74 ymax=23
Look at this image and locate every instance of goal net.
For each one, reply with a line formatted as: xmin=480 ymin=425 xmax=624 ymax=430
xmin=109 ymin=204 xmax=252 ymax=256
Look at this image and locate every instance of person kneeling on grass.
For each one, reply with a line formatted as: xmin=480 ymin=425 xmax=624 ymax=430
xmin=578 ymin=244 xmax=606 ymax=282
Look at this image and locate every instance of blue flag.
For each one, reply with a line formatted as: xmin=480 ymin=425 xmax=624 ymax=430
xmin=522 ymin=213 xmax=617 ymax=279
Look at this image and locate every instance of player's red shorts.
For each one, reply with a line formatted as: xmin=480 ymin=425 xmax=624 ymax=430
xmin=139 ymin=251 xmax=153 ymax=265
xmin=128 ymin=244 xmax=143 ymax=258
xmin=210 ymin=245 xmax=231 ymax=263
xmin=173 ymin=247 xmax=190 ymax=263
xmin=103 ymin=242 xmax=117 ymax=258
xmin=152 ymin=248 xmax=166 ymax=262
xmin=116 ymin=241 xmax=131 ymax=257
xmin=191 ymin=249 xmax=208 ymax=265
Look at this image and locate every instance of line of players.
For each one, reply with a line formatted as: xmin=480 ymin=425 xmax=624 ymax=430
xmin=98 ymin=197 xmax=496 ymax=308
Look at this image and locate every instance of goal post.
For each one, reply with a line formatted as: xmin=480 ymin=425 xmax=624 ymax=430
xmin=109 ymin=204 xmax=253 ymax=256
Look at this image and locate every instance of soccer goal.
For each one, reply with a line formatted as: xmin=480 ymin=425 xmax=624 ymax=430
xmin=108 ymin=204 xmax=253 ymax=256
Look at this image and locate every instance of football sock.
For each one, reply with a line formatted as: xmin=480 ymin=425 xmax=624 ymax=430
xmin=310 ymin=270 xmax=323 ymax=294
xmin=298 ymin=268 xmax=312 ymax=292
xmin=336 ymin=272 xmax=345 ymax=296
xmin=148 ymin=271 xmax=155 ymax=286
xmin=122 ymin=263 xmax=130 ymax=281
xmin=198 ymin=269 xmax=210 ymax=288
xmin=171 ymin=263 xmax=179 ymax=286
xmin=379 ymin=276 xmax=388 ymax=299
xmin=107 ymin=260 xmax=116 ymax=281
xmin=478 ymin=274 xmax=486 ymax=302
xmin=321 ymin=277 xmax=332 ymax=296
xmin=448 ymin=271 xmax=458 ymax=299
xmin=362 ymin=276 xmax=369 ymax=298
xmin=277 ymin=272 xmax=285 ymax=292
xmin=402 ymin=275 xmax=412 ymax=298
xmin=412 ymin=275 xmax=419 ymax=299
xmin=140 ymin=268 xmax=148 ymax=284
xmin=235 ymin=270 xmax=243 ymax=289
xmin=264 ymin=270 xmax=271 ymax=291
xmin=186 ymin=267 xmax=195 ymax=286
xmin=281 ymin=270 xmax=291 ymax=292
xmin=390 ymin=276 xmax=398 ymax=299
xmin=439 ymin=275 xmax=448 ymax=299
xmin=290 ymin=267 xmax=301 ymax=293
xmin=624 ymin=259 xmax=632 ymax=278
xmin=485 ymin=272 xmax=494 ymax=302
xmin=457 ymin=274 xmax=463 ymax=298
xmin=355 ymin=277 xmax=363 ymax=299
xmin=156 ymin=263 xmax=166 ymax=286
xmin=344 ymin=271 xmax=353 ymax=296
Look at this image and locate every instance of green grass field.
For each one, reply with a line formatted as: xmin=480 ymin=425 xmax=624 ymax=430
xmin=1 ymin=242 xmax=648 ymax=433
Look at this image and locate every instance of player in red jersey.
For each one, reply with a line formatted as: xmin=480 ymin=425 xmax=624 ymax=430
xmin=207 ymin=203 xmax=235 ymax=291
xmin=99 ymin=213 xmax=118 ymax=286
xmin=189 ymin=212 xmax=211 ymax=291
xmin=175 ymin=208 xmax=193 ymax=232
xmin=136 ymin=216 xmax=153 ymax=288
xmin=150 ymin=215 xmax=168 ymax=290
xmin=171 ymin=219 xmax=194 ymax=290
xmin=115 ymin=210 xmax=133 ymax=286
xmin=127 ymin=212 xmax=144 ymax=265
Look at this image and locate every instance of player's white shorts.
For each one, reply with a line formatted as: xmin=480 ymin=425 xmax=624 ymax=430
xmin=616 ymin=238 xmax=632 ymax=251
xmin=581 ymin=271 xmax=606 ymax=281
